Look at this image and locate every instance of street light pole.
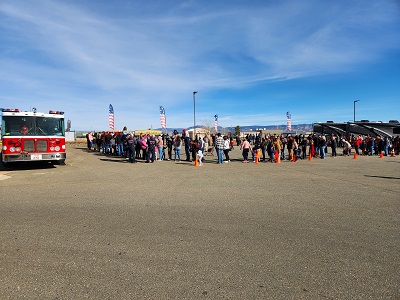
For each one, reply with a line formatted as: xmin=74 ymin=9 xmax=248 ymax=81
xmin=193 ymin=91 xmax=198 ymax=138
xmin=354 ymin=100 xmax=360 ymax=122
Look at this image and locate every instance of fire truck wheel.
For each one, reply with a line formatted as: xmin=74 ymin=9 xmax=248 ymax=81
xmin=0 ymin=155 xmax=6 ymax=168
xmin=1 ymin=160 xmax=10 ymax=169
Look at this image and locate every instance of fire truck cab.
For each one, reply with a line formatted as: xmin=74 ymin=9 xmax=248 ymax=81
xmin=1 ymin=108 xmax=66 ymax=166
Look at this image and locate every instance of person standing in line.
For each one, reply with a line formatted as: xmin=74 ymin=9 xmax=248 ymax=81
xmin=354 ymin=135 xmax=362 ymax=155
xmin=215 ymin=133 xmax=225 ymax=164
xmin=110 ymin=134 xmax=116 ymax=156
xmin=166 ymin=135 xmax=173 ymax=160
xmin=146 ymin=134 xmax=156 ymax=163
xmin=330 ymin=136 xmax=337 ymax=157
xmin=236 ymin=136 xmax=241 ymax=147
xmin=293 ymin=139 xmax=299 ymax=161
xmin=287 ymin=135 xmax=294 ymax=161
xmin=212 ymin=134 xmax=216 ymax=149
xmin=273 ymin=136 xmax=283 ymax=162
xmin=300 ymin=136 xmax=308 ymax=159
xmin=240 ymin=138 xmax=252 ymax=163
xmin=105 ymin=132 xmax=113 ymax=154
xmin=223 ymin=135 xmax=231 ymax=163
xmin=312 ymin=134 xmax=319 ymax=157
xmin=126 ymin=133 xmax=137 ymax=163
xmin=157 ymin=134 xmax=164 ymax=161
xmin=260 ymin=137 xmax=267 ymax=162
xmin=135 ymin=134 xmax=141 ymax=159
xmin=86 ymin=132 xmax=94 ymax=150
xmin=383 ymin=136 xmax=390 ymax=156
xmin=174 ymin=136 xmax=182 ymax=162
xmin=366 ymin=135 xmax=374 ymax=156
xmin=141 ymin=134 xmax=148 ymax=160
xmin=203 ymin=135 xmax=209 ymax=155
xmin=115 ymin=132 xmax=123 ymax=157
xmin=96 ymin=132 xmax=102 ymax=152
xmin=190 ymin=139 xmax=198 ymax=161
xmin=280 ymin=134 xmax=287 ymax=160
xmin=376 ymin=136 xmax=384 ymax=155
xmin=182 ymin=129 xmax=191 ymax=161
xmin=198 ymin=136 xmax=205 ymax=154
xmin=267 ymin=137 xmax=274 ymax=162
xmin=320 ymin=136 xmax=327 ymax=159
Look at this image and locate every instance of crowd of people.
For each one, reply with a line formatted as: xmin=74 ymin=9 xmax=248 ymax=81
xmin=85 ymin=127 xmax=400 ymax=164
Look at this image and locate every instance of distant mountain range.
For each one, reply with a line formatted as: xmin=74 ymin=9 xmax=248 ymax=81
xmin=157 ymin=124 xmax=314 ymax=132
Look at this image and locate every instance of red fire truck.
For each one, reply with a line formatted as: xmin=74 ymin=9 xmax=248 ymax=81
xmin=1 ymin=108 xmax=66 ymax=166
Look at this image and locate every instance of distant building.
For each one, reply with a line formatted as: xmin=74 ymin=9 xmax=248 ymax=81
xmin=134 ymin=129 xmax=162 ymax=135
xmin=187 ymin=128 xmax=210 ymax=139
xmin=240 ymin=129 xmax=283 ymax=138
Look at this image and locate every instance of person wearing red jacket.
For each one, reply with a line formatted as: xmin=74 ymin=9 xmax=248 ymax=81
xmin=354 ymin=135 xmax=362 ymax=155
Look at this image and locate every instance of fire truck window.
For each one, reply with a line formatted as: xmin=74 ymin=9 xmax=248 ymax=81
xmin=2 ymin=116 xmax=64 ymax=136
xmin=48 ymin=119 xmax=64 ymax=136
xmin=5 ymin=117 xmax=35 ymax=135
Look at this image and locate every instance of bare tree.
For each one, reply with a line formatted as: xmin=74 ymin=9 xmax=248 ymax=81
xmin=201 ymin=117 xmax=213 ymax=132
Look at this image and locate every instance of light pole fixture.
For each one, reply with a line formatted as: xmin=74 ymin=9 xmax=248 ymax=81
xmin=193 ymin=91 xmax=198 ymax=137
xmin=354 ymin=100 xmax=360 ymax=122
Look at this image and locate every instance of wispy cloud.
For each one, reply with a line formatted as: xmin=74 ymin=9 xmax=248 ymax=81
xmin=1 ymin=0 xmax=399 ymax=129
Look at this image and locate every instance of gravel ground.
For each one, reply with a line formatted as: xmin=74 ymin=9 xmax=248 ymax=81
xmin=0 ymin=144 xmax=399 ymax=299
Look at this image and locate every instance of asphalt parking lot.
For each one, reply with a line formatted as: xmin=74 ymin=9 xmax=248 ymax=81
xmin=0 ymin=144 xmax=399 ymax=299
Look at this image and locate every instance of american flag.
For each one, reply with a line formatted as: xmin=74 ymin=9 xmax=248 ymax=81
xmin=109 ymin=104 xmax=114 ymax=130
xmin=160 ymin=106 xmax=166 ymax=129
xmin=286 ymin=111 xmax=292 ymax=132
xmin=214 ymin=114 xmax=218 ymax=133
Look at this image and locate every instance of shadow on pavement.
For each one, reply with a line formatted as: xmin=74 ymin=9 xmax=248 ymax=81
xmin=364 ymin=175 xmax=400 ymax=180
xmin=0 ymin=161 xmax=56 ymax=171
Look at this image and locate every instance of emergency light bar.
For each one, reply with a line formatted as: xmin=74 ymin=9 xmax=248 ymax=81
xmin=2 ymin=108 xmax=19 ymax=112
xmin=49 ymin=110 xmax=64 ymax=115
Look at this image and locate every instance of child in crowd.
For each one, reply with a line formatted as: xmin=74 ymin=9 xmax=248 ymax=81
xmin=252 ymin=143 xmax=260 ymax=162
xmin=197 ymin=149 xmax=203 ymax=166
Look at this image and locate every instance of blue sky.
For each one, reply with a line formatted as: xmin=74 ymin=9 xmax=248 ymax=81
xmin=1 ymin=0 xmax=399 ymax=131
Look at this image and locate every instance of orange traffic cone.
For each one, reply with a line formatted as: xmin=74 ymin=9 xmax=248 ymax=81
xmin=194 ymin=156 xmax=199 ymax=167
xmin=292 ymin=153 xmax=297 ymax=162
xmin=308 ymin=153 xmax=312 ymax=161
xmin=391 ymin=150 xmax=395 ymax=157
xmin=353 ymin=152 xmax=358 ymax=159
xmin=276 ymin=154 xmax=281 ymax=164
xmin=255 ymin=150 xmax=260 ymax=164
xmin=379 ymin=152 xmax=383 ymax=158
